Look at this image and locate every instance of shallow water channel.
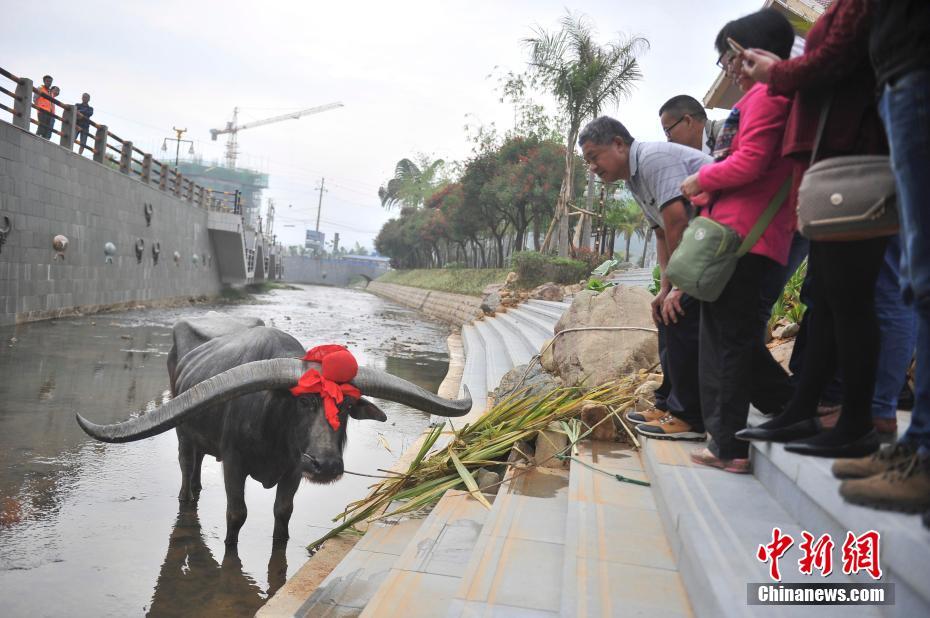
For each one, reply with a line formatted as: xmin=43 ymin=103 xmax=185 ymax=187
xmin=0 ymin=285 xmax=451 ymax=617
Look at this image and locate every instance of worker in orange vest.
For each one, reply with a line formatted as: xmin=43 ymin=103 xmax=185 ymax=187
xmin=34 ymin=75 xmax=55 ymax=139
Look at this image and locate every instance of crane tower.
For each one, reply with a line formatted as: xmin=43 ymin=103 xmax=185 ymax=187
xmin=210 ymin=102 xmax=343 ymax=168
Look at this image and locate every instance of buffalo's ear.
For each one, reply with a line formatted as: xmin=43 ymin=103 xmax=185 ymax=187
xmin=349 ymin=397 xmax=387 ymax=422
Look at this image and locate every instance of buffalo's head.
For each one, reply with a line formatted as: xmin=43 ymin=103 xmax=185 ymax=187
xmin=74 ymin=358 xmax=472 ymax=476
xmin=287 ymin=393 xmax=387 ymax=484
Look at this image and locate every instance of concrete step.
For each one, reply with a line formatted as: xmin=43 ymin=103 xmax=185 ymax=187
xmin=521 ymin=299 xmax=567 ymax=322
xmin=483 ymin=312 xmax=537 ymax=367
xmin=493 ymin=311 xmax=548 ymax=357
xmin=447 ymin=466 xmax=571 ymax=616
xmin=472 ymin=319 xmax=517 ymax=394
xmin=561 ymin=440 xmax=692 ymax=617
xmin=460 ymin=324 xmax=487 ymax=411
xmin=749 ymin=410 xmax=930 ymax=617
xmin=507 ymin=306 xmax=558 ymax=341
xmin=361 ymin=490 xmax=495 ymax=618
xmin=290 ymin=516 xmax=426 ymax=616
xmin=641 ymin=438 xmax=883 ymax=618
xmin=527 ymin=299 xmax=573 ymax=313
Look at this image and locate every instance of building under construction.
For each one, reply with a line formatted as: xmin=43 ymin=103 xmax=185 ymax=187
xmin=173 ymin=159 xmax=268 ymax=227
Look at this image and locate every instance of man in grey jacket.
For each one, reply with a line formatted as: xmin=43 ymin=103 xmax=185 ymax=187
xmin=659 ymin=95 xmax=724 ymax=156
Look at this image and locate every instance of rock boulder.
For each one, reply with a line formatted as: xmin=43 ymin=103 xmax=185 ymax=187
xmin=551 ymin=286 xmax=658 ymax=387
xmin=530 ymin=282 xmax=564 ymax=302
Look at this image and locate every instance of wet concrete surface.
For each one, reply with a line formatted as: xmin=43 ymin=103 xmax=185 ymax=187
xmin=0 ymin=285 xmax=451 ymax=617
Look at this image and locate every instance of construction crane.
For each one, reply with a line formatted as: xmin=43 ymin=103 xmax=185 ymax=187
xmin=210 ymin=102 xmax=344 ymax=168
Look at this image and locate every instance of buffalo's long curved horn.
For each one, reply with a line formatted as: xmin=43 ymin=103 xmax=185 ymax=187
xmin=76 ymin=358 xmax=472 ymax=443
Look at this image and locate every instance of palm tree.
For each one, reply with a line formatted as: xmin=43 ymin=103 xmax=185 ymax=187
xmin=605 ymin=198 xmax=643 ymax=261
xmin=378 ymin=157 xmax=446 ymax=210
xmin=525 ymin=12 xmax=648 ymax=256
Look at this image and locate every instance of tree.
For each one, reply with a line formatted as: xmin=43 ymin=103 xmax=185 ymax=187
xmin=378 ymin=156 xmax=447 ymax=210
xmin=524 ymin=12 xmax=648 ymax=256
xmin=605 ymin=199 xmax=643 ymax=262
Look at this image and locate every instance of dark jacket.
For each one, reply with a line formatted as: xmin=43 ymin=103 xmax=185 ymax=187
xmin=871 ymin=0 xmax=930 ymax=88
xmin=768 ymin=0 xmax=887 ymax=162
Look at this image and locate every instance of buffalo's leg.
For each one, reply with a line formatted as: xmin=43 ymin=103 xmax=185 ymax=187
xmin=272 ymin=471 xmax=300 ymax=542
xmin=177 ymin=436 xmax=199 ymax=502
xmin=223 ymin=459 xmax=248 ymax=545
xmin=190 ymin=449 xmax=205 ymax=497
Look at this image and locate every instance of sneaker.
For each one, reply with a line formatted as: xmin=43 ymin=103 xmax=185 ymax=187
xmin=636 ymin=414 xmax=706 ymax=441
xmin=690 ymin=447 xmax=750 ymax=474
xmin=839 ymin=454 xmax=930 ymax=513
xmin=832 ymin=442 xmax=917 ymax=479
xmin=625 ymin=408 xmax=666 ymax=425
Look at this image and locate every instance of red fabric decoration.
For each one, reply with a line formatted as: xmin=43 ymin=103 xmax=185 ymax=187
xmin=290 ymin=345 xmax=361 ymax=431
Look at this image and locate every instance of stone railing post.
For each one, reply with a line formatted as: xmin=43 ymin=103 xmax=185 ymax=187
xmin=174 ymin=171 xmax=183 ymax=197
xmin=12 ymin=77 xmax=32 ymax=131
xmin=141 ymin=153 xmax=152 ymax=183
xmin=58 ymin=104 xmax=76 ymax=149
xmin=187 ymin=179 xmax=194 ymax=202
xmin=92 ymin=125 xmax=108 ymax=163
xmin=158 ymin=163 xmax=167 ymax=191
xmin=198 ymin=184 xmax=207 ymax=208
xmin=119 ymin=140 xmax=133 ymax=174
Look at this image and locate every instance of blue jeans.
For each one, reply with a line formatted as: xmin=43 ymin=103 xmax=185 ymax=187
xmin=871 ymin=235 xmax=917 ymax=420
xmin=878 ymin=69 xmax=930 ymax=452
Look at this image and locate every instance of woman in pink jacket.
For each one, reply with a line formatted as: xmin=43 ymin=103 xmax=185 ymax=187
xmin=680 ymin=9 xmax=797 ymax=473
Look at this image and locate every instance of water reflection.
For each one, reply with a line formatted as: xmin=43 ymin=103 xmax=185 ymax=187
xmin=147 ymin=505 xmax=286 ymax=618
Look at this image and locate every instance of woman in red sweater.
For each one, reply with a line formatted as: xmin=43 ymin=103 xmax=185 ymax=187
xmin=679 ymin=9 xmax=796 ymax=473
xmin=734 ymin=0 xmax=889 ymax=458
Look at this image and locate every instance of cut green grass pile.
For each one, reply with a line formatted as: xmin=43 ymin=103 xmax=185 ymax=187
xmin=375 ymin=268 xmax=509 ymax=297
xmin=308 ymin=375 xmax=642 ymax=549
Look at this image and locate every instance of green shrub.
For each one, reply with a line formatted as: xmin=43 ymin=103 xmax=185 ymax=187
xmin=549 ymin=257 xmax=589 ymax=284
xmin=511 ymin=251 xmax=551 ymax=287
xmin=510 ymin=251 xmax=589 ymax=288
xmin=648 ymin=265 xmax=661 ymax=296
xmin=572 ymin=247 xmax=604 ymax=276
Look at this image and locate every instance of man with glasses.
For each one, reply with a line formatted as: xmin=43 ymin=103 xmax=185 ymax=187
xmin=659 ymin=95 xmax=724 ymax=155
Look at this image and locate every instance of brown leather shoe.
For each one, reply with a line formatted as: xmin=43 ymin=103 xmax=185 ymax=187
xmin=635 ymin=414 xmax=706 ymax=441
xmin=625 ymin=408 xmax=666 ymax=425
xmin=832 ymin=442 xmax=917 ymax=480
xmin=839 ymin=454 xmax=930 ymax=513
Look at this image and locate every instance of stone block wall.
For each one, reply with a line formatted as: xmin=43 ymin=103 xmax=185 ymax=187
xmin=282 ymin=255 xmax=390 ymax=287
xmin=366 ymin=281 xmax=483 ymax=326
xmin=0 ymin=120 xmax=222 ymax=325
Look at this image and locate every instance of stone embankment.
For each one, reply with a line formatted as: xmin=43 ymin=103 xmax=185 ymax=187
xmin=365 ymin=281 xmax=483 ymax=325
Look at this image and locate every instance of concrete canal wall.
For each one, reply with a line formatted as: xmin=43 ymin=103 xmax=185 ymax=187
xmin=366 ymin=281 xmax=483 ymax=326
xmin=0 ymin=120 xmax=223 ymax=325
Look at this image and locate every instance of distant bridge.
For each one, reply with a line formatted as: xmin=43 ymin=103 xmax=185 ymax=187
xmin=282 ymin=255 xmax=391 ymax=287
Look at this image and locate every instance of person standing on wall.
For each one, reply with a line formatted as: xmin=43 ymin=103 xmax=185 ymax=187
xmin=34 ymin=75 xmax=54 ymax=139
xmin=74 ymin=93 xmax=94 ymax=155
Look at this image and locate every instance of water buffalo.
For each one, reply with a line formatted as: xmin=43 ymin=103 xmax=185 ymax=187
xmin=76 ymin=313 xmax=471 ymax=545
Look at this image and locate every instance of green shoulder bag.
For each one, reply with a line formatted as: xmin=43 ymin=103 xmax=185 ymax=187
xmin=666 ymin=178 xmax=791 ymax=302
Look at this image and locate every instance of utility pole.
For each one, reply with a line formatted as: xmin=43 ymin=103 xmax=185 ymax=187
xmin=333 ymin=232 xmax=340 ymax=254
xmin=315 ymin=177 xmax=327 ymax=232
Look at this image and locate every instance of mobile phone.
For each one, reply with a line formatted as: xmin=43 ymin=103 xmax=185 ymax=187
xmin=726 ymin=37 xmax=746 ymax=55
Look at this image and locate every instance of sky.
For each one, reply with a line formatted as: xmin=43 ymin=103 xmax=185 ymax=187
xmin=3 ymin=0 xmax=762 ymax=251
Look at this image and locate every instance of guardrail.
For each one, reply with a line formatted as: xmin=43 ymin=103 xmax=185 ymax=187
xmin=0 ymin=65 xmax=241 ymax=215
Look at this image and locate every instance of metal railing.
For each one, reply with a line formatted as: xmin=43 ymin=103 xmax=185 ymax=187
xmin=0 ymin=65 xmax=242 ymax=215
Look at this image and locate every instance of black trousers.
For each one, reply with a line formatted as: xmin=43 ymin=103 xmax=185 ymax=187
xmin=37 ymin=110 xmax=53 ymax=139
xmin=782 ymin=238 xmax=888 ymax=433
xmin=700 ymin=254 xmax=793 ymax=459
xmin=657 ymin=293 xmax=703 ymax=429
